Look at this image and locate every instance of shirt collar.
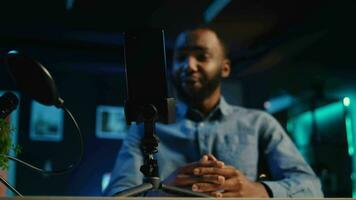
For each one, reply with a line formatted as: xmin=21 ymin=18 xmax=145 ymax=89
xmin=176 ymin=96 xmax=233 ymax=122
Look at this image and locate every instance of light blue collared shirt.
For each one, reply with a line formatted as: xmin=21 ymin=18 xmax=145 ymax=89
xmin=104 ymin=97 xmax=323 ymax=197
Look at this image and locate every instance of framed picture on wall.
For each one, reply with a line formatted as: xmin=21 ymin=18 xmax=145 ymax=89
xmin=96 ymin=105 xmax=128 ymax=139
xmin=29 ymin=101 xmax=64 ymax=142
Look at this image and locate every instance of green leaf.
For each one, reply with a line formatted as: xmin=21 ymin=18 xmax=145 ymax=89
xmin=0 ymin=118 xmax=21 ymax=170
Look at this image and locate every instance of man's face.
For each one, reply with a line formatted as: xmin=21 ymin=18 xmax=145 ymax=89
xmin=172 ymin=29 xmax=229 ymax=102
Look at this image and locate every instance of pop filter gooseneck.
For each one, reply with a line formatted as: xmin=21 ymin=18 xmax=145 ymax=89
xmin=3 ymin=50 xmax=84 ymax=176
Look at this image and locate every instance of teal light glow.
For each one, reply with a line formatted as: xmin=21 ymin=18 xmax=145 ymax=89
xmin=289 ymin=98 xmax=356 ymax=197
xmin=289 ymin=102 xmax=343 ymax=146
xmin=66 ymin=0 xmax=75 ymax=11
xmin=8 ymin=50 xmax=19 ymax=55
xmin=288 ymin=102 xmax=345 ymax=164
xmin=203 ymin=0 xmax=231 ymax=23
xmin=346 ymin=114 xmax=354 ymax=156
xmin=343 ymin=97 xmax=354 ymax=158
xmin=344 ymin=97 xmax=351 ymax=107
xmin=353 ymin=172 xmax=356 ymax=198
xmin=264 ymin=94 xmax=296 ymax=114
xmin=287 ymin=112 xmax=313 ymax=147
xmin=314 ymin=102 xmax=343 ymax=125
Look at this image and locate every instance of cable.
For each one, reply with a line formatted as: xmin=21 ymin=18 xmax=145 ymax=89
xmin=0 ymin=104 xmax=84 ymax=176
xmin=60 ymin=104 xmax=84 ymax=173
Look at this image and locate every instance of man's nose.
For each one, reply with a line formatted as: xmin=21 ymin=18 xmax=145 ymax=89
xmin=183 ymin=56 xmax=198 ymax=72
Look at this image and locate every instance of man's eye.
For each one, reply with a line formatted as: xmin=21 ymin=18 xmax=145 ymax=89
xmin=196 ymin=53 xmax=209 ymax=61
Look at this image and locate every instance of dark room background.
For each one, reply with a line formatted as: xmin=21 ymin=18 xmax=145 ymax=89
xmin=0 ymin=0 xmax=356 ymax=197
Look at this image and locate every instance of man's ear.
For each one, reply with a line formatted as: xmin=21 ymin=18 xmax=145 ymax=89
xmin=221 ymin=58 xmax=231 ymax=78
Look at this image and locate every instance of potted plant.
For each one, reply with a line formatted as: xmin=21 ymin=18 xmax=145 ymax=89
xmin=0 ymin=118 xmax=20 ymax=170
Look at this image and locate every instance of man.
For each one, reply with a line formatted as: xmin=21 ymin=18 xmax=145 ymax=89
xmin=105 ymin=27 xmax=323 ymax=197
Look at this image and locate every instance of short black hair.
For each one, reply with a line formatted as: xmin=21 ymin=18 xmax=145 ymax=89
xmin=176 ymin=26 xmax=230 ymax=58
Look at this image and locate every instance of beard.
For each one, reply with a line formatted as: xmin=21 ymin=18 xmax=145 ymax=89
xmin=173 ymin=71 xmax=221 ymax=103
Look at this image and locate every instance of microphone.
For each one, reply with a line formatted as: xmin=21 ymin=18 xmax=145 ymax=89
xmin=0 ymin=92 xmax=19 ymax=119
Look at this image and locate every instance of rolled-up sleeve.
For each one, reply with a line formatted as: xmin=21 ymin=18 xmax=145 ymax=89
xmin=259 ymin=112 xmax=324 ymax=197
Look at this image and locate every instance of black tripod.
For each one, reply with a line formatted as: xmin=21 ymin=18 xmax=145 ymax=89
xmin=114 ymin=104 xmax=210 ymax=197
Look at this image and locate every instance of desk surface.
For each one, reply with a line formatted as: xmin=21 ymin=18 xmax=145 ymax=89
xmin=0 ymin=197 xmax=351 ymax=200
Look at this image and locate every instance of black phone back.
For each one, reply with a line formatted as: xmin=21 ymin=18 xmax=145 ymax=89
xmin=124 ymin=29 xmax=175 ymax=124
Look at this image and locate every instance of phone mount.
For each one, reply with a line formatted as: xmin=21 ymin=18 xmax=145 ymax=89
xmin=114 ymin=30 xmax=209 ymax=197
xmin=116 ymin=103 xmax=209 ymax=197
xmin=124 ymin=98 xmax=175 ymax=125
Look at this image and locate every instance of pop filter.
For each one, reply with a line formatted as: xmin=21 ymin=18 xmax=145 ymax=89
xmin=5 ymin=50 xmax=63 ymax=107
xmin=2 ymin=50 xmax=84 ymax=177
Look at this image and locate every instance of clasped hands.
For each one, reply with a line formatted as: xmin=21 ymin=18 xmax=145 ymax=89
xmin=163 ymin=154 xmax=269 ymax=198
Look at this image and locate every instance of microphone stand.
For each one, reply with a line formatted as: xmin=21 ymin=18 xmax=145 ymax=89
xmin=0 ymin=176 xmax=22 ymax=196
xmin=114 ymin=104 xmax=210 ymax=197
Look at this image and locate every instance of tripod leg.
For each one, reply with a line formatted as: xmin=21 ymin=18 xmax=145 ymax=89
xmin=114 ymin=183 xmax=153 ymax=197
xmin=0 ymin=175 xmax=22 ymax=196
xmin=161 ymin=184 xmax=212 ymax=197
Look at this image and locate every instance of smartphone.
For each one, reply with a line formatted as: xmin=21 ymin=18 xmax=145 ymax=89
xmin=123 ymin=29 xmax=175 ymax=124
